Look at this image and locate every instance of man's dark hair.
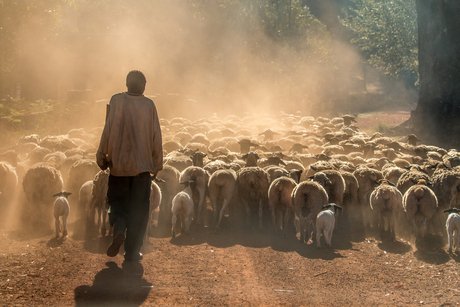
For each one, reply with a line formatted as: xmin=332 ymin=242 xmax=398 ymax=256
xmin=126 ymin=70 xmax=146 ymax=94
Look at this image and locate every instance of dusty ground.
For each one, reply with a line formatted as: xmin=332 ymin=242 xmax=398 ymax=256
xmin=2 ymin=110 xmax=460 ymax=307
xmin=1 ymin=217 xmax=460 ymax=307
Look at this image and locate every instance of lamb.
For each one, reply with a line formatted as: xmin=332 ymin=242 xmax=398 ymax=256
xmin=237 ymin=166 xmax=270 ymax=229
xmin=171 ymin=180 xmax=195 ymax=238
xmin=53 ymin=191 xmax=71 ymax=238
xmin=444 ymin=208 xmax=460 ymax=253
xmin=208 ymin=169 xmax=237 ymax=233
xmin=268 ymin=176 xmax=297 ymax=236
xmin=292 ymin=180 xmax=329 ymax=243
xmin=370 ymin=179 xmax=403 ymax=241
xmin=316 ymin=203 xmax=342 ymax=248
xmin=403 ymin=180 xmax=438 ymax=245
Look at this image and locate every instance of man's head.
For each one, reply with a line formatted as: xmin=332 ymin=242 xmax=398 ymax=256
xmin=126 ymin=70 xmax=146 ymax=95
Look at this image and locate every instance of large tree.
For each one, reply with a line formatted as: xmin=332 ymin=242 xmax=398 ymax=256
xmin=410 ymin=0 xmax=460 ymax=147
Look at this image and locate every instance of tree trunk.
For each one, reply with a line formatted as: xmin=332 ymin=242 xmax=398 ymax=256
xmin=411 ymin=0 xmax=460 ymax=147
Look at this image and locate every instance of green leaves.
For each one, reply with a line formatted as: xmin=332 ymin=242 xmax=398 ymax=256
xmin=341 ymin=0 xmax=418 ymax=80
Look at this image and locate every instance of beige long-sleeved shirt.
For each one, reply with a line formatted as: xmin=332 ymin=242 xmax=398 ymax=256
xmin=96 ymin=92 xmax=163 ymax=177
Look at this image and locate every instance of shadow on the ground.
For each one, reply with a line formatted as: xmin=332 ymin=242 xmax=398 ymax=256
xmin=378 ymin=240 xmax=413 ymax=254
xmin=74 ymin=261 xmax=151 ymax=307
xmin=413 ymin=234 xmax=450 ymax=265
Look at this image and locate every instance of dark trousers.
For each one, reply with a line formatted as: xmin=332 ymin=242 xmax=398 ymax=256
xmin=107 ymin=172 xmax=151 ymax=257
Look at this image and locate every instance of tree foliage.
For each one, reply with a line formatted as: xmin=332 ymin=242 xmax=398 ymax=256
xmin=341 ymin=0 xmax=418 ymax=79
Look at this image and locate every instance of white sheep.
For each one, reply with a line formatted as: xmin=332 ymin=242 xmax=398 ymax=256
xmin=78 ymin=180 xmax=93 ymax=222
xmin=171 ymin=180 xmax=195 ymax=238
xmin=237 ymin=166 xmax=270 ymax=229
xmin=268 ymin=176 xmax=297 ymax=237
xmin=53 ymin=191 xmax=71 ymax=238
xmin=316 ymin=203 xmax=342 ymax=248
xmin=403 ymin=180 xmax=438 ymax=245
xmin=179 ymin=166 xmax=208 ymax=226
xmin=444 ymin=208 xmax=460 ymax=253
xmin=370 ymin=179 xmax=403 ymax=241
xmin=146 ymin=178 xmax=163 ymax=238
xmin=208 ymin=169 xmax=237 ymax=233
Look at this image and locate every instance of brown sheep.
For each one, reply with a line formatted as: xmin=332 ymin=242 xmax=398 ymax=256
xmin=237 ymin=167 xmax=270 ymax=229
xmin=403 ymin=180 xmax=438 ymax=245
xmin=370 ymin=179 xmax=403 ymax=241
xmin=292 ymin=180 xmax=329 ymax=243
xmin=208 ymin=169 xmax=237 ymax=232
xmin=268 ymin=176 xmax=297 ymax=236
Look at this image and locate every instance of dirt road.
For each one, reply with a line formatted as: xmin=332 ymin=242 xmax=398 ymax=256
xmin=1 ymin=219 xmax=460 ymax=306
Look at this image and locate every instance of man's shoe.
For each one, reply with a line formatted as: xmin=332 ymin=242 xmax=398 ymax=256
xmin=124 ymin=252 xmax=143 ymax=262
xmin=107 ymin=234 xmax=125 ymax=257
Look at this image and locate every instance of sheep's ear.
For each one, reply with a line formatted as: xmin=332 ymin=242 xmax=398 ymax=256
xmin=325 ymin=178 xmax=332 ymax=185
xmin=335 ymin=205 xmax=343 ymax=211
xmin=388 ymin=181 xmax=396 ymax=187
xmin=404 ymin=166 xmax=411 ymax=170
xmin=155 ymin=177 xmax=166 ymax=183
xmin=444 ymin=208 xmax=459 ymax=214
xmin=179 ymin=181 xmax=188 ymax=185
xmin=321 ymin=205 xmax=330 ymax=210
xmin=52 ymin=192 xmax=61 ymax=197
xmin=410 ymin=178 xmax=418 ymax=184
xmin=241 ymin=154 xmax=248 ymax=160
xmin=426 ymin=181 xmax=433 ymax=186
xmin=373 ymin=180 xmax=381 ymax=186
xmin=308 ymin=176 xmax=314 ymax=180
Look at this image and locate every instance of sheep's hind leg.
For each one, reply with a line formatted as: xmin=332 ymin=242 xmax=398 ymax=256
xmin=215 ymin=198 xmax=229 ymax=233
xmin=258 ymin=199 xmax=264 ymax=230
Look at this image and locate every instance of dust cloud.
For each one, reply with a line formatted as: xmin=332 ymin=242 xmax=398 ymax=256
xmin=6 ymin=0 xmax=418 ymax=124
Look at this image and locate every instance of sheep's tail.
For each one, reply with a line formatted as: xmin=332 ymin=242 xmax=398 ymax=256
xmin=303 ymin=192 xmax=308 ymax=205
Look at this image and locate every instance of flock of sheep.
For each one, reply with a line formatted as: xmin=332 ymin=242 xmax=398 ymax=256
xmin=1 ymin=112 xmax=460 ymax=252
